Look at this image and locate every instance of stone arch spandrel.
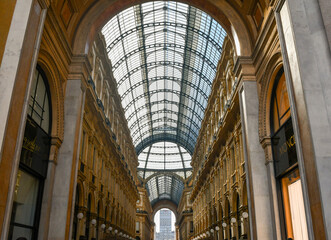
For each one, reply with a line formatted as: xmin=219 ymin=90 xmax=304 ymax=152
xmin=70 ymin=0 xmax=253 ymax=57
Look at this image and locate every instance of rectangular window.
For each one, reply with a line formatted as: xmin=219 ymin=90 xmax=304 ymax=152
xmin=231 ymin=146 xmax=235 ymax=172
xmin=80 ymin=131 xmax=85 ymax=161
xmin=100 ymin=159 xmax=104 ymax=180
xmin=92 ymin=147 xmax=96 ymax=171
xmin=136 ymin=221 xmax=140 ymax=233
xmin=224 ymin=158 xmax=227 ymax=179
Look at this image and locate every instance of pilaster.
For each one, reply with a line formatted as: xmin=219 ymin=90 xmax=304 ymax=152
xmin=48 ymin=77 xmax=86 ymax=240
xmin=238 ymin=69 xmax=275 ymax=239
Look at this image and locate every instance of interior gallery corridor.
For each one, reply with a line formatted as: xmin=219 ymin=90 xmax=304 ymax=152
xmin=0 ymin=0 xmax=331 ymax=239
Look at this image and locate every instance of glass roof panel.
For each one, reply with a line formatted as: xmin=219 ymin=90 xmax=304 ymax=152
xmin=102 ymin=1 xmax=226 ymax=205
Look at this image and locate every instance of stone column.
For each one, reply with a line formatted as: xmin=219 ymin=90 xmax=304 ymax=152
xmin=48 ymin=79 xmax=86 ymax=240
xmin=38 ymin=137 xmax=63 ymax=239
xmin=260 ymin=137 xmax=281 ymax=240
xmin=275 ymin=0 xmax=331 ymax=238
xmin=239 ymin=79 xmax=275 ymax=240
xmin=0 ymin=0 xmax=48 ymax=238
xmin=0 ymin=0 xmax=34 ymax=157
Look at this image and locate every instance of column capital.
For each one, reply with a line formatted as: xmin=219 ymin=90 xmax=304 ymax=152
xmin=234 ymin=56 xmax=256 ymax=82
xmin=68 ymin=54 xmax=92 ymax=87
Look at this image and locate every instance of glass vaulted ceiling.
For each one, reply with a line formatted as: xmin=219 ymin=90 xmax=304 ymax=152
xmin=102 ymin=1 xmax=226 ymax=205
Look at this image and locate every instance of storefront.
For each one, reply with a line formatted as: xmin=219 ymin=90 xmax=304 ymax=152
xmin=271 ymin=68 xmax=308 ymax=240
xmin=8 ymin=67 xmax=51 ymax=240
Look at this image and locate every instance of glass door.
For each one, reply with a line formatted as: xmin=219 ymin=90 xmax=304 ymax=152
xmin=9 ymin=169 xmax=41 ymax=240
xmin=281 ymin=169 xmax=308 ymax=240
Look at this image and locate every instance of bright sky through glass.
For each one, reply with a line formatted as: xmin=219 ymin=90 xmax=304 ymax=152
xmin=102 ymin=1 xmax=226 ymax=205
xmin=154 ymin=208 xmax=176 ymax=232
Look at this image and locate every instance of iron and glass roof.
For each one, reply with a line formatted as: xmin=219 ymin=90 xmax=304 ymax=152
xmin=102 ymin=1 xmax=226 ymax=205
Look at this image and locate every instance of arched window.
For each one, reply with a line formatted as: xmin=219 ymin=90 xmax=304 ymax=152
xmin=105 ymin=207 xmax=108 ymax=223
xmin=86 ymin=194 xmax=92 ymax=239
xmin=271 ymin=68 xmax=290 ymax=133
xmin=271 ymin=68 xmax=296 ymax=177
xmin=72 ymin=186 xmax=80 ymax=239
xmin=97 ymin=201 xmax=101 ymax=239
xmin=28 ymin=66 xmax=52 ymax=133
xmin=9 ymin=66 xmax=52 ymax=240
xmin=236 ymin=194 xmax=241 ymax=237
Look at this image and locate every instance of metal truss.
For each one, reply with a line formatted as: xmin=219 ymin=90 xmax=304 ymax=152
xmin=123 ymin=88 xmax=206 ymax=113
xmin=133 ymin=127 xmax=196 ymax=147
xmin=112 ymin=43 xmax=217 ymax=71
xmin=135 ymin=133 xmax=195 ymax=155
xmin=107 ymin=22 xmax=222 ymax=53
xmin=131 ymin=117 xmax=199 ymax=140
xmin=117 ymin=61 xmax=212 ymax=87
xmin=121 ymin=76 xmax=209 ymax=101
xmin=127 ymin=102 xmax=202 ymax=127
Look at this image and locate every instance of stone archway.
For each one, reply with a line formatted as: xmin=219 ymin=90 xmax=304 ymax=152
xmin=152 ymin=200 xmax=178 ymax=240
xmin=70 ymin=0 xmax=253 ymax=57
xmin=152 ymin=199 xmax=178 ymax=223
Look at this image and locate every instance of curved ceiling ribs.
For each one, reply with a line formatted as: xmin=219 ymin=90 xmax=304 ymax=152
xmin=102 ymin=1 xmax=226 ymax=205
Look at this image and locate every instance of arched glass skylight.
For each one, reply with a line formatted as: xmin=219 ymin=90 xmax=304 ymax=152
xmin=101 ymin=1 xmax=226 ymax=205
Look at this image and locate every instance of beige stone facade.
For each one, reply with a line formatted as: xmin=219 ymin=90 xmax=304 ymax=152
xmin=0 ymin=0 xmax=330 ymax=240
xmin=189 ymin=38 xmax=248 ymax=240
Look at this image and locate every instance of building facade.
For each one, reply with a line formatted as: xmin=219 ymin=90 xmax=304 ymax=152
xmin=155 ymin=210 xmax=175 ymax=240
xmin=159 ymin=210 xmax=172 ymax=233
xmin=0 ymin=0 xmax=330 ymax=240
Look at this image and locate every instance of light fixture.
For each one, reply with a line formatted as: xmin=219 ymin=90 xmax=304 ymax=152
xmin=119 ymin=232 xmax=123 ymax=236
xmin=215 ymin=226 xmax=220 ymax=231
xmin=91 ymin=219 xmax=97 ymax=225
xmin=77 ymin=212 xmax=84 ymax=220
xmin=242 ymin=212 xmax=248 ymax=218
xmin=108 ymin=226 xmax=112 ymax=231
xmin=114 ymin=229 xmax=118 ymax=234
xmin=222 ymin=222 xmax=227 ymax=228
xmin=210 ymin=228 xmax=214 ymax=233
xmin=206 ymin=231 xmax=210 ymax=236
xmin=231 ymin=217 xmax=236 ymax=223
xmin=101 ymin=224 xmax=106 ymax=229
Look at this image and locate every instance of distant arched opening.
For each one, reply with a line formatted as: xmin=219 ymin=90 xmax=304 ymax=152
xmin=154 ymin=208 xmax=176 ymax=240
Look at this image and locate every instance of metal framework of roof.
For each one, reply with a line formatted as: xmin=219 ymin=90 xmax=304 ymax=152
xmin=102 ymin=1 xmax=226 ymax=205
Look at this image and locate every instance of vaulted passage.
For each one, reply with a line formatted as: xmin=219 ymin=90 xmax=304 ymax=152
xmin=101 ymin=1 xmax=226 ymax=208
xmin=0 ymin=0 xmax=330 ymax=240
